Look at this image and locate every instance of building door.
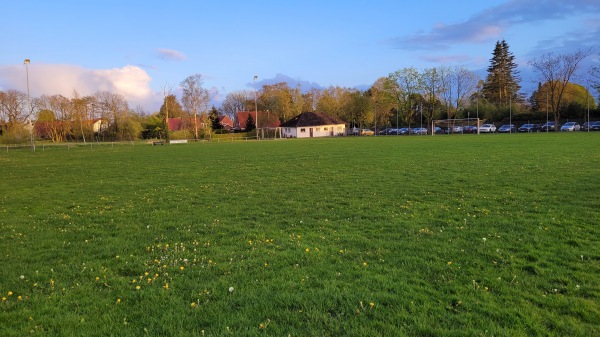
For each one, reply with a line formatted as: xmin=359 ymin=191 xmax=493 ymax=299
xmin=309 ymin=128 xmax=313 ymax=137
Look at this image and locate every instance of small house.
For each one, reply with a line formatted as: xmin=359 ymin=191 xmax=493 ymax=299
xmin=280 ymin=112 xmax=346 ymax=138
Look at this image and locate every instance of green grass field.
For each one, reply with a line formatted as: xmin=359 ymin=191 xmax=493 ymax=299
xmin=1 ymin=133 xmax=599 ymax=336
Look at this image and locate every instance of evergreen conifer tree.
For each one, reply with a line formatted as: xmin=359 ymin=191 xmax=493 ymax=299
xmin=245 ymin=114 xmax=255 ymax=131
xmin=482 ymin=40 xmax=521 ymax=108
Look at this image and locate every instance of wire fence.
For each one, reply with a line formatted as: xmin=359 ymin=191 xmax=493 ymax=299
xmin=0 ymin=135 xmax=290 ymax=153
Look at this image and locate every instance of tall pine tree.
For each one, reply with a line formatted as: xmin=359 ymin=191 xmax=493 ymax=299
xmin=482 ymin=40 xmax=521 ymax=108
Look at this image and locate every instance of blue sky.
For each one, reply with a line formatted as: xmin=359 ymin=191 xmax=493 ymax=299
xmin=1 ymin=0 xmax=598 ymax=112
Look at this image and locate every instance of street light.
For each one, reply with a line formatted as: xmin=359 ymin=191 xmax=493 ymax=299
xmin=24 ymin=59 xmax=35 ymax=151
xmin=253 ymin=75 xmax=258 ymax=140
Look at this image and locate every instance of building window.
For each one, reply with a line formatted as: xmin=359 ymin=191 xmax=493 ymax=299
xmin=300 ymin=128 xmax=305 ymax=133
xmin=324 ymin=127 xmax=328 ymax=131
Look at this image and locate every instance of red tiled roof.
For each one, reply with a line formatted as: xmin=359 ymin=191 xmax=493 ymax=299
xmin=236 ymin=111 xmax=280 ymax=129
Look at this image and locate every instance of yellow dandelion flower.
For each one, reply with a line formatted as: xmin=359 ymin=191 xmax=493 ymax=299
xmin=144 ymin=272 xmax=149 ymax=276
xmin=2 ymin=297 xmax=6 ymax=301
xmin=95 ymin=277 xmax=100 ymax=281
xmin=116 ymin=298 xmax=121 ymax=304
xmin=305 ymin=248 xmax=309 ymax=252
xmin=8 ymin=291 xmax=13 ymax=296
xmin=259 ymin=323 xmax=265 ymax=329
xmin=369 ymin=302 xmax=375 ymax=309
xmin=164 ymin=283 xmax=169 ymax=289
xmin=191 ymin=302 xmax=197 ymax=308
xmin=132 ymin=279 xmax=137 ymax=283
xmin=447 ymin=261 xmax=453 ymax=265
xmin=135 ymin=285 xmax=141 ymax=290
xmin=363 ymin=262 xmax=367 ymax=267
xmin=17 ymin=296 xmax=22 ymax=301
xmin=180 ymin=266 xmax=184 ymax=271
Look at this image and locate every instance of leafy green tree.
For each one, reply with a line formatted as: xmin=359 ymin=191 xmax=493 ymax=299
xmin=367 ymin=77 xmax=396 ymax=130
xmin=482 ymin=40 xmax=521 ymax=108
xmin=159 ymin=95 xmax=184 ymax=119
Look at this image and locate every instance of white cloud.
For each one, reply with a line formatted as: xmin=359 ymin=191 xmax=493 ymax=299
xmin=157 ymin=48 xmax=187 ymax=61
xmin=0 ymin=63 xmax=161 ymax=111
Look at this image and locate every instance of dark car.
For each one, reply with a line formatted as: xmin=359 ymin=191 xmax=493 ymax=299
xmin=498 ymin=124 xmax=516 ymax=133
xmin=518 ymin=124 xmax=541 ymax=132
xmin=581 ymin=122 xmax=594 ymax=131
xmin=591 ymin=121 xmax=600 ymax=131
xmin=434 ymin=127 xmax=448 ymax=134
xmin=541 ymin=122 xmax=559 ymax=132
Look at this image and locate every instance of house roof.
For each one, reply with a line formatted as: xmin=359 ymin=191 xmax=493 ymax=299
xmin=236 ymin=111 xmax=280 ymax=129
xmin=280 ymin=112 xmax=345 ymax=128
xmin=167 ymin=117 xmax=206 ymax=131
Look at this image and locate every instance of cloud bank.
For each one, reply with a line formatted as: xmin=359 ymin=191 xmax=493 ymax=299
xmin=393 ymin=0 xmax=600 ymax=50
xmin=0 ymin=64 xmax=161 ymax=111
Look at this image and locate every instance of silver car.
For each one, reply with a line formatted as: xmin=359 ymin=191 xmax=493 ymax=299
xmin=479 ymin=124 xmax=496 ymax=133
xmin=560 ymin=122 xmax=580 ymax=132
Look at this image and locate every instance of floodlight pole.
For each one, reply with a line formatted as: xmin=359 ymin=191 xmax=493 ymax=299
xmin=24 ymin=59 xmax=35 ymax=151
xmin=254 ymin=75 xmax=258 ymax=140
xmin=546 ymin=90 xmax=549 ymax=133
xmin=509 ymin=93 xmax=512 ymax=134
xmin=587 ymin=80 xmax=590 ymax=132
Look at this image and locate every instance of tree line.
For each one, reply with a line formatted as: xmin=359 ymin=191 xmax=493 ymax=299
xmin=1 ymin=41 xmax=599 ymax=144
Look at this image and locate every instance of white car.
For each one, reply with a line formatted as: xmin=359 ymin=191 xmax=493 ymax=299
xmin=560 ymin=122 xmax=580 ymax=132
xmin=479 ymin=124 xmax=496 ymax=133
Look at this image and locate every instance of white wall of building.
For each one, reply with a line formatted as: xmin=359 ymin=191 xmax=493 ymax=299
xmin=281 ymin=124 xmax=345 ymax=138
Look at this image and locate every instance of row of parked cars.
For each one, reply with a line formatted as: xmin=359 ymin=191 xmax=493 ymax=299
xmin=480 ymin=121 xmax=600 ymax=133
xmin=358 ymin=121 xmax=600 ymax=135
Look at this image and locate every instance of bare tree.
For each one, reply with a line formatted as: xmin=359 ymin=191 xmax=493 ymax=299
xmin=0 ymin=90 xmax=28 ymax=132
xmin=529 ymin=49 xmax=591 ymax=126
xmin=222 ymin=90 xmax=253 ymax=123
xmin=180 ymin=74 xmax=210 ymax=139
xmin=453 ymin=65 xmax=480 ymax=114
xmin=438 ymin=66 xmax=453 ymax=119
xmin=421 ymin=67 xmax=444 ymax=129
xmin=388 ymin=67 xmax=422 ymax=129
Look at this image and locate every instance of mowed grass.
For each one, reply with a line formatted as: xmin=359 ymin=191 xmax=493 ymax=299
xmin=1 ymin=133 xmax=599 ymax=336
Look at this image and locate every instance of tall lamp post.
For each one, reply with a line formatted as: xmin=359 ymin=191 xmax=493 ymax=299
xmin=253 ymin=75 xmax=258 ymax=140
xmin=24 ymin=59 xmax=35 ymax=151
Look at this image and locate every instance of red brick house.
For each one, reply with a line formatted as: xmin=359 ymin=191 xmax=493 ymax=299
xmin=218 ymin=115 xmax=234 ymax=130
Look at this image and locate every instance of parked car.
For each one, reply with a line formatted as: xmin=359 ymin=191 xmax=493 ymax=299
xmin=434 ymin=127 xmax=448 ymax=134
xmin=518 ymin=124 xmax=541 ymax=132
xmin=463 ymin=125 xmax=478 ymax=133
xmin=541 ymin=122 xmax=559 ymax=131
xmin=498 ymin=124 xmax=516 ymax=133
xmin=411 ymin=127 xmax=428 ymax=135
xmin=479 ymin=124 xmax=496 ymax=133
xmin=450 ymin=125 xmax=463 ymax=133
xmin=581 ymin=122 xmax=594 ymax=131
xmin=397 ymin=128 xmax=410 ymax=135
xmin=589 ymin=121 xmax=600 ymax=131
xmin=360 ymin=129 xmax=375 ymax=136
xmin=560 ymin=122 xmax=580 ymax=132
xmin=348 ymin=127 xmax=360 ymax=136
